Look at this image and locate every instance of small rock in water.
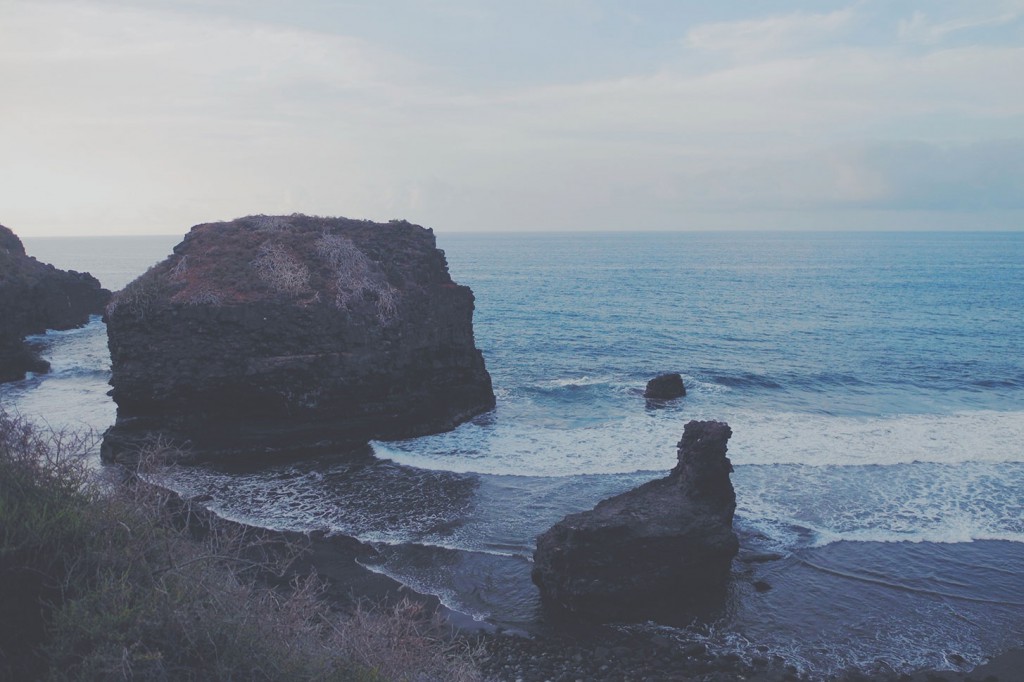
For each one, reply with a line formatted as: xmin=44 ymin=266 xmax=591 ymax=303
xmin=644 ymin=372 xmax=687 ymax=400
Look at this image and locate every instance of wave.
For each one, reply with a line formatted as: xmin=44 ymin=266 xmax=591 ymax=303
xmin=728 ymin=410 xmax=1024 ymax=467
xmin=530 ymin=374 xmax=619 ymax=389
xmin=735 ymin=461 xmax=1024 ymax=548
xmin=375 ymin=408 xmax=1024 ymax=478
xmin=22 ymin=314 xmax=106 ymax=341
xmin=700 ymin=368 xmax=1022 ymax=394
xmin=969 ymin=376 xmax=1024 ymax=390
xmin=356 ymin=533 xmax=522 ymax=558
xmin=356 ymin=560 xmax=494 ymax=623
xmin=711 ymin=372 xmax=784 ymax=390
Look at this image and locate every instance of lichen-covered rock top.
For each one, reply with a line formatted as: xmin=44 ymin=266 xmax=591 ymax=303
xmin=107 ymin=215 xmax=453 ymax=314
xmin=0 ymin=223 xmax=111 ymax=382
xmin=102 ymin=214 xmax=495 ymax=463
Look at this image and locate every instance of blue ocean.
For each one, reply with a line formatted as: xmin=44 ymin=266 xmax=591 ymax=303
xmin=5 ymin=231 xmax=1023 ymax=677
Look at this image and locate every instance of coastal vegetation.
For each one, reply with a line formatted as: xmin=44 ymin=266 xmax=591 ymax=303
xmin=0 ymin=410 xmax=484 ymax=681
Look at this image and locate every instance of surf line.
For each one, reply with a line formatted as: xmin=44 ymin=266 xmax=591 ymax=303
xmin=793 ymin=553 xmax=1024 ymax=607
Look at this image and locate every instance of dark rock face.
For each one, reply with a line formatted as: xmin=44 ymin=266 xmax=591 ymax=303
xmin=0 ymin=223 xmax=111 ymax=382
xmin=644 ymin=372 xmax=686 ymax=400
xmin=101 ymin=215 xmax=495 ymax=463
xmin=532 ymin=420 xmax=738 ymax=622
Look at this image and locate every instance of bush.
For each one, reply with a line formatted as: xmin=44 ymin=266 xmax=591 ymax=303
xmin=0 ymin=410 xmax=485 ymax=681
xmin=0 ymin=413 xmax=96 ymax=680
xmin=106 ymin=267 xmax=170 ymax=318
xmin=314 ymin=233 xmax=401 ymax=324
xmin=250 ymin=241 xmax=311 ymax=295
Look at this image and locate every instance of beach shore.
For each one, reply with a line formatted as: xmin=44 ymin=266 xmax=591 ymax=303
xmin=286 ymin=521 xmax=1020 ymax=682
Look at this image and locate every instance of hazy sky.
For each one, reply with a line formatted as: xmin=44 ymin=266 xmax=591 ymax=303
xmin=2 ymin=0 xmax=1023 ymax=236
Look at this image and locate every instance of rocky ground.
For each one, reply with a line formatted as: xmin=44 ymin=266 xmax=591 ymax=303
xmin=474 ymin=629 xmax=1023 ymax=682
xmin=289 ymin=527 xmax=1019 ymax=682
xmin=476 ymin=626 xmax=805 ymax=682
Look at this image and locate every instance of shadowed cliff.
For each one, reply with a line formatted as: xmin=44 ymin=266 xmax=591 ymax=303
xmin=101 ymin=214 xmax=494 ymax=463
xmin=0 ymin=223 xmax=110 ymax=382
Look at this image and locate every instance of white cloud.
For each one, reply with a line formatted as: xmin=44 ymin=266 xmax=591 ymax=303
xmin=683 ymin=8 xmax=855 ymax=58
xmin=0 ymin=0 xmax=1021 ymax=234
xmin=899 ymin=5 xmax=1024 ymax=44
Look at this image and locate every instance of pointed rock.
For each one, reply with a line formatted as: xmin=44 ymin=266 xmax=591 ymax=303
xmin=532 ymin=420 xmax=738 ymax=622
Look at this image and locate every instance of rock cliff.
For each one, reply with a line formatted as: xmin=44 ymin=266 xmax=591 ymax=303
xmin=0 ymin=223 xmax=110 ymax=382
xmin=532 ymin=420 xmax=738 ymax=622
xmin=101 ymin=214 xmax=495 ymax=462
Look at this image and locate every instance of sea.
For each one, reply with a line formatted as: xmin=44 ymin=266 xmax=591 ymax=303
xmin=4 ymin=231 xmax=1023 ymax=678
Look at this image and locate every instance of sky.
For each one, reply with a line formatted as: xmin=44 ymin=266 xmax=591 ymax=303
xmin=1 ymin=0 xmax=1023 ymax=236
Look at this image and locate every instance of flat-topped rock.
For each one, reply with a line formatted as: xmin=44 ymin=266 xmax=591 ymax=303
xmin=101 ymin=214 xmax=494 ymax=463
xmin=532 ymin=420 xmax=738 ymax=622
xmin=0 ymin=223 xmax=110 ymax=382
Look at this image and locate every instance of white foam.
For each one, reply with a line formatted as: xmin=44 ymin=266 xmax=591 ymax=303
xmin=728 ymin=410 xmax=1024 ymax=467
xmin=734 ymin=460 xmax=1024 ymax=547
xmin=351 ymin=532 xmax=520 ymax=558
xmin=372 ymin=411 xmax=680 ymax=477
xmin=356 ymin=560 xmax=492 ymax=622
xmin=375 ymin=409 xmax=1024 ymax=478
xmin=532 ymin=374 xmax=618 ymax=389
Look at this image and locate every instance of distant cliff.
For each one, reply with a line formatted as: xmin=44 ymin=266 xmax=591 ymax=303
xmin=101 ymin=214 xmax=495 ymax=463
xmin=0 ymin=223 xmax=110 ymax=382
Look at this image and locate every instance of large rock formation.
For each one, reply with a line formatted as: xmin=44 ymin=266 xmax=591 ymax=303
xmin=101 ymin=215 xmax=495 ymax=462
xmin=532 ymin=420 xmax=738 ymax=622
xmin=0 ymin=223 xmax=110 ymax=382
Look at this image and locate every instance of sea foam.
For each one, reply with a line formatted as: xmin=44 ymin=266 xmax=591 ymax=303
xmin=374 ymin=406 xmax=1024 ymax=477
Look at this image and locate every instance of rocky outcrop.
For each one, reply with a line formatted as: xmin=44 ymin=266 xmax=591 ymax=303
xmin=0 ymin=223 xmax=111 ymax=382
xmin=644 ymin=372 xmax=686 ymax=400
xmin=532 ymin=420 xmax=738 ymax=622
xmin=101 ymin=215 xmax=495 ymax=463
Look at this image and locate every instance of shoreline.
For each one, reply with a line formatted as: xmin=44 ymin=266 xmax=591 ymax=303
xmin=196 ymin=495 xmax=1019 ymax=682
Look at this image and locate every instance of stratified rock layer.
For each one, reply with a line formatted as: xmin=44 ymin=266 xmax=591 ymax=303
xmin=101 ymin=215 xmax=494 ymax=462
xmin=0 ymin=223 xmax=110 ymax=382
xmin=532 ymin=420 xmax=738 ymax=622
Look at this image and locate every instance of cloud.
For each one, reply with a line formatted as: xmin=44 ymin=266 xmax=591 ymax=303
xmin=683 ymin=8 xmax=855 ymax=58
xmin=828 ymin=139 xmax=1024 ymax=210
xmin=899 ymin=5 xmax=1024 ymax=45
xmin=1 ymin=0 xmax=1022 ymax=234
xmin=0 ymin=1 xmax=418 ymax=120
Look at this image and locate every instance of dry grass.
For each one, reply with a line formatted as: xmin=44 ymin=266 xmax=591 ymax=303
xmin=315 ymin=232 xmax=401 ymax=324
xmin=106 ymin=266 xmax=169 ymax=318
xmin=250 ymin=241 xmax=311 ymax=295
xmin=246 ymin=215 xmax=296 ymax=231
xmin=330 ymin=598 xmax=486 ymax=682
xmin=0 ymin=410 xmax=487 ymax=682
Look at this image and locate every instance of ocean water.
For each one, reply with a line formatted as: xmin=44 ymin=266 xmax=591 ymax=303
xmin=5 ymin=231 xmax=1024 ymax=677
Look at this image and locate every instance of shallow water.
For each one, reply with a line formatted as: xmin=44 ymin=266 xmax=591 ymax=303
xmin=6 ymin=230 xmax=1024 ymax=676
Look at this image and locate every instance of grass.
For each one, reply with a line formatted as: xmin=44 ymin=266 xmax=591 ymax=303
xmin=0 ymin=410 xmax=486 ymax=681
